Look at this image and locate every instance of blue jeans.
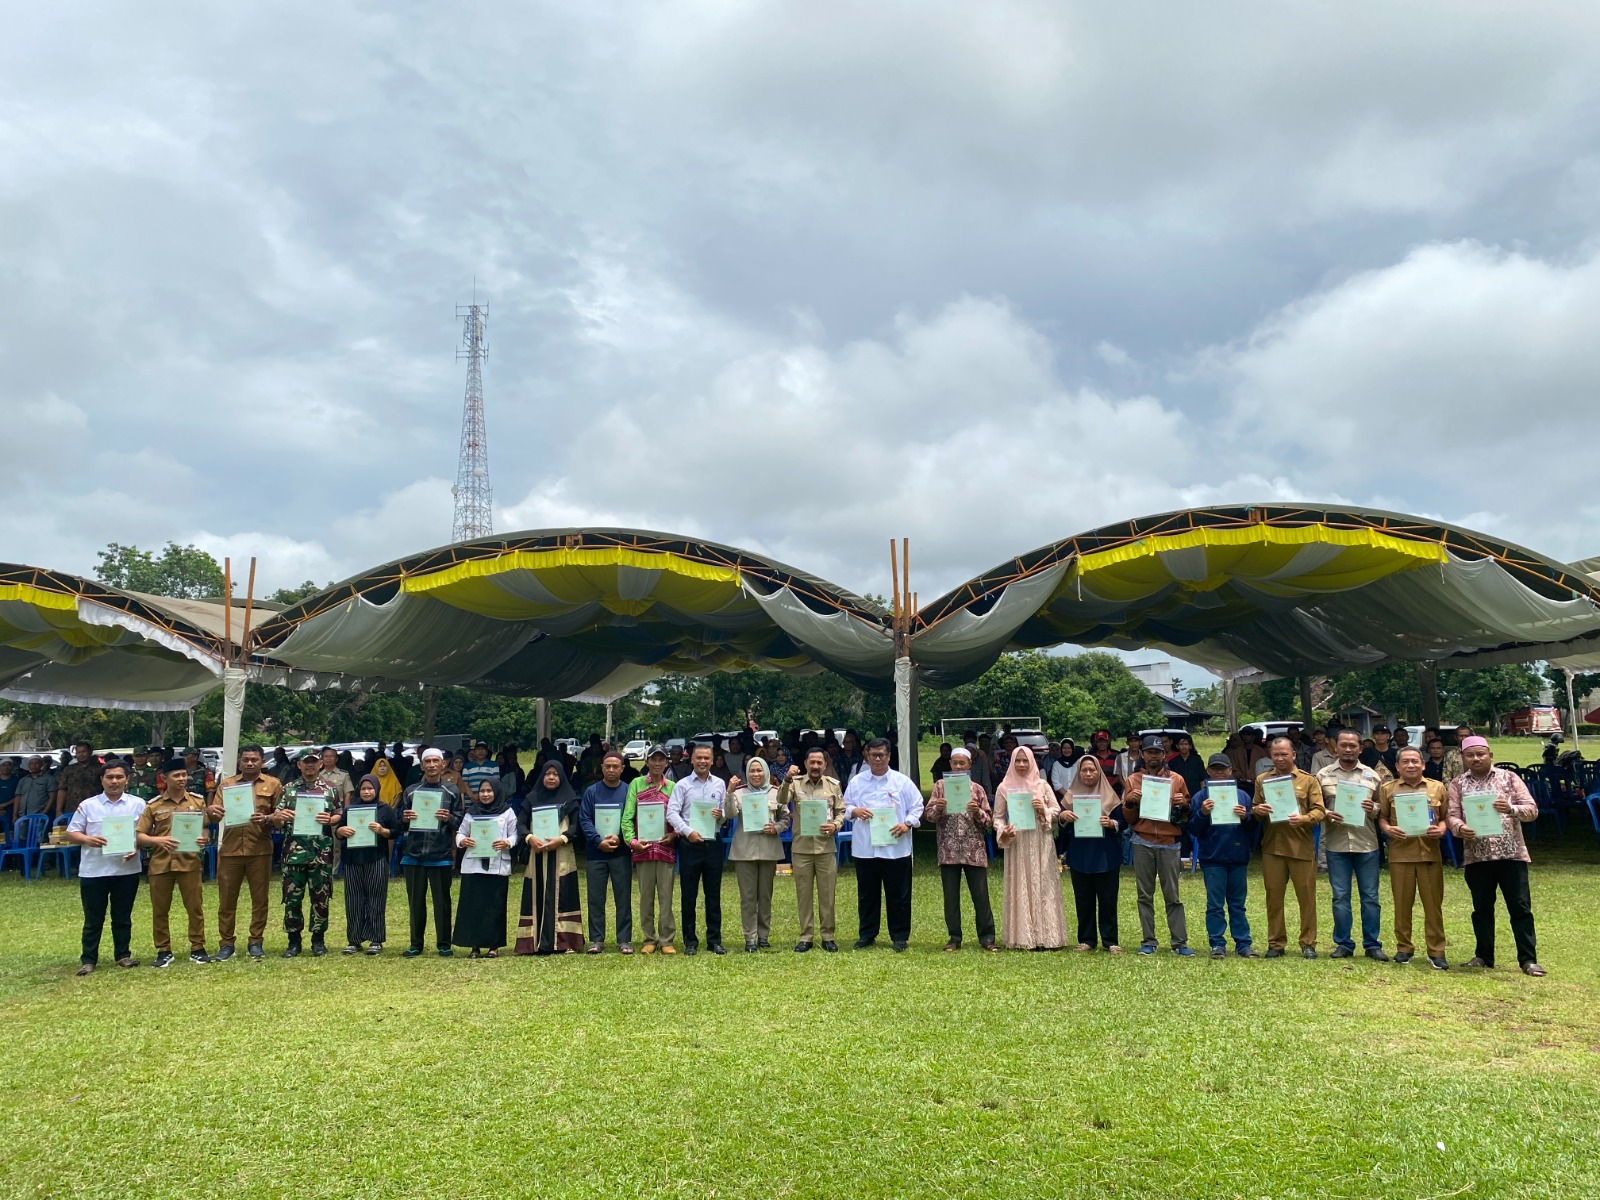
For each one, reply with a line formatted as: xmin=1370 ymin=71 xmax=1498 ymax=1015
xmin=1327 ymin=849 xmax=1382 ymax=952
xmin=1200 ymin=864 xmax=1251 ymax=950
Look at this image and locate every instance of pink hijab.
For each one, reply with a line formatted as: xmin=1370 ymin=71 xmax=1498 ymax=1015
xmin=998 ymin=746 xmax=1053 ymax=807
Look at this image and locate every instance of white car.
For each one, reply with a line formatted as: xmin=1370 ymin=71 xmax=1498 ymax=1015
xmin=622 ymin=738 xmax=651 ymax=762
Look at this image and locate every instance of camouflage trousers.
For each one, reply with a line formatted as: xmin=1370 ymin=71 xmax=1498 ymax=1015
xmin=281 ymin=861 xmax=334 ymax=936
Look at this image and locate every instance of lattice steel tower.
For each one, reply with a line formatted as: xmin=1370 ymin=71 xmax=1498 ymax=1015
xmin=451 ymin=298 xmax=493 ymax=541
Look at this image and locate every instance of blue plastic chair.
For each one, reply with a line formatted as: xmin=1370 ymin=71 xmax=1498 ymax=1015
xmin=203 ymin=822 xmax=220 ymax=881
xmin=835 ymin=820 xmax=853 ymax=866
xmin=1440 ymin=827 xmax=1460 ymax=868
xmin=0 ymin=814 xmax=48 ymax=879
xmin=35 ymin=815 xmax=78 ymax=880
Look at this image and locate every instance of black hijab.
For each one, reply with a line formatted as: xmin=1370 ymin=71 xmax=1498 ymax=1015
xmin=529 ymin=761 xmax=579 ymax=810
xmin=468 ymin=776 xmax=510 ymax=818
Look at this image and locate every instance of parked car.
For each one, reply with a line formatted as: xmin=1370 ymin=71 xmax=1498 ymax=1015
xmin=1238 ymin=721 xmax=1304 ymax=742
xmin=621 ymin=738 xmax=651 ymax=762
xmin=664 ymin=737 xmax=688 ymax=755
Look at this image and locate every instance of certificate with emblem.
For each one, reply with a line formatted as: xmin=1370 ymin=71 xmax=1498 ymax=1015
xmin=593 ymin=805 xmax=622 ymax=839
xmin=1262 ymin=778 xmax=1297 ymax=822
xmin=410 ymin=788 xmax=444 ymax=831
xmin=1333 ymin=782 xmax=1368 ymax=828
xmin=1462 ymin=791 xmax=1501 ymax=837
xmin=869 ymin=803 xmax=897 ymax=845
xmin=1007 ymin=790 xmax=1038 ymax=831
xmin=1072 ymin=795 xmax=1101 ymax=828
xmin=689 ymin=799 xmax=718 ymax=840
xmin=169 ymin=811 xmax=204 ymax=851
xmin=741 ymin=789 xmax=770 ymax=834
xmin=100 ymin=814 xmax=136 ymax=856
xmin=1207 ymin=783 xmax=1239 ymax=825
xmin=528 ymin=805 xmax=560 ymax=842
xmin=1393 ymin=792 xmax=1431 ymax=837
xmin=469 ymin=817 xmax=499 ymax=857
xmin=346 ymin=806 xmax=377 ymax=848
xmin=943 ymin=773 xmax=971 ymax=814
xmin=636 ymin=801 xmax=666 ymax=843
xmin=1138 ymin=777 xmax=1172 ymax=825
xmin=293 ymin=792 xmax=325 ymax=836
xmin=798 ymin=797 xmax=828 ymax=837
xmin=221 ymin=783 xmax=256 ymax=828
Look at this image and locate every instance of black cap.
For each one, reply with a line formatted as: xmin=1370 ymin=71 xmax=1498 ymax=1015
xmin=1207 ymin=753 xmax=1232 ymax=769
xmin=1141 ymin=734 xmax=1165 ymax=750
xmin=646 ymin=745 xmax=668 ymax=760
xmin=164 ymin=758 xmax=189 ymax=773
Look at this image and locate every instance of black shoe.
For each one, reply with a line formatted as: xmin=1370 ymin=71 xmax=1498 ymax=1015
xmin=247 ymin=942 xmax=264 ymax=960
xmin=281 ymin=938 xmax=302 ymax=959
xmin=115 ymin=956 xmax=140 ymax=969
xmin=189 ymin=949 xmax=212 ymax=965
xmin=1521 ymin=961 xmax=1547 ymax=977
xmin=710 ymin=942 xmax=727 ymax=956
xmin=794 ymin=941 xmax=812 ymax=953
xmin=342 ymin=944 xmax=359 ymax=956
xmin=1236 ymin=947 xmax=1260 ymax=958
xmin=153 ymin=950 xmax=175 ymax=969
xmin=1330 ymin=947 xmax=1354 ymax=959
xmin=367 ymin=943 xmax=383 ymax=956
xmin=821 ymin=940 xmax=838 ymax=953
xmin=214 ymin=943 xmax=236 ymax=962
xmin=745 ymin=941 xmax=758 ymax=953
xmin=403 ymin=946 xmax=423 ymax=958
xmin=1210 ymin=947 xmax=1226 ymax=959
xmin=684 ymin=942 xmax=698 ymax=956
xmin=311 ymin=937 xmax=327 ymax=958
xmin=1366 ymin=948 xmax=1390 ymax=962
xmin=1265 ymin=948 xmax=1285 ymax=958
xmin=757 ymin=938 xmax=770 ymax=949
xmin=437 ymin=948 xmax=453 ymax=957
xmin=853 ymin=938 xmax=876 ymax=950
xmin=75 ymin=963 xmax=94 ymax=976
xmin=1393 ymin=951 xmax=1415 ymax=964
xmin=891 ymin=941 xmax=908 ymax=953
xmin=1428 ymin=956 xmax=1449 ymax=970
xmin=1301 ymin=946 xmax=1318 ymax=960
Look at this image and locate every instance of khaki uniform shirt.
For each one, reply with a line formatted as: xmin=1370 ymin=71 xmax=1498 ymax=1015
xmin=1253 ymin=768 xmax=1324 ymax=860
xmin=136 ymin=791 xmax=208 ymax=874
xmin=1377 ymin=778 xmax=1448 ymax=864
xmin=215 ymin=773 xmax=283 ymax=857
xmin=777 ymin=774 xmax=846 ymax=856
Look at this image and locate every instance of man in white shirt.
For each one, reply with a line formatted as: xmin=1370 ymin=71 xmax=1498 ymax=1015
xmin=65 ymin=761 xmax=147 ymax=975
xmin=844 ymin=737 xmax=924 ymax=952
xmin=666 ymin=745 xmax=728 ymax=956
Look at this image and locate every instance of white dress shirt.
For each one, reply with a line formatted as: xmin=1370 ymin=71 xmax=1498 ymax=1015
xmin=844 ymin=768 xmax=923 ymax=860
xmin=68 ymin=791 xmax=147 ymax=878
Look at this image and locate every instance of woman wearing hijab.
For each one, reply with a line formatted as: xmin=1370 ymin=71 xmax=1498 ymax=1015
xmin=453 ymin=778 xmax=517 ymax=957
xmin=1060 ymin=756 xmax=1126 ymax=952
xmin=335 ymin=774 xmax=401 ymax=955
xmin=371 ymin=756 xmax=404 ymax=811
xmin=727 ymin=756 xmax=790 ymax=951
xmin=994 ymin=746 xmax=1068 ymax=950
xmin=514 ymin=761 xmax=585 ymax=955
xmin=927 ymin=746 xmax=997 ymax=952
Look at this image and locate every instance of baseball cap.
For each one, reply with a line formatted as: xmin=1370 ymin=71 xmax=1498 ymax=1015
xmin=1207 ymin=753 xmax=1232 ymax=769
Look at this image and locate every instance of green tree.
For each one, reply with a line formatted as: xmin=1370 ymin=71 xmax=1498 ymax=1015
xmin=94 ymin=542 xmax=225 ymax=598
xmin=1440 ymin=664 xmax=1542 ymax=732
xmin=270 ymin=580 xmax=332 ymax=606
xmin=1041 ymin=681 xmax=1100 ymax=739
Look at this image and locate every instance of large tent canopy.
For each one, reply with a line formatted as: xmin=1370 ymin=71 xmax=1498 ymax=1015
xmin=5 ymin=506 xmax=1600 ymax=713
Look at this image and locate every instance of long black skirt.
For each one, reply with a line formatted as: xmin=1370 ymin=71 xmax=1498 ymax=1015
xmin=342 ymin=857 xmax=390 ymax=944
xmin=452 ymin=873 xmax=510 ymax=950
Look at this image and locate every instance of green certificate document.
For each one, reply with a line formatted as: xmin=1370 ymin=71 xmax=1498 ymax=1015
xmin=869 ymin=804 xmax=897 ymax=846
xmin=741 ymin=788 xmax=770 ymax=834
xmin=1007 ymin=790 xmax=1037 ymax=831
xmin=689 ymin=799 xmax=718 ymax=840
xmin=943 ymin=772 xmax=972 ymax=814
xmin=528 ymin=805 xmax=561 ymax=842
xmin=100 ymin=814 xmax=136 ymax=856
xmin=1262 ymin=778 xmax=1297 ymax=822
xmin=1071 ymin=795 xmax=1101 ymax=829
xmin=346 ymin=806 xmax=377 ymax=848
xmin=1462 ymin=791 xmax=1502 ymax=837
xmin=293 ymin=792 xmax=326 ymax=837
xmin=1207 ymin=783 xmax=1239 ymax=826
xmin=636 ymin=802 xmax=666 ymax=843
xmin=593 ymin=805 xmax=622 ymax=839
xmin=169 ymin=811 xmax=204 ymax=852
xmin=1138 ymin=777 xmax=1171 ymax=825
xmin=470 ymin=817 xmax=499 ymax=857
xmin=221 ymin=783 xmax=256 ymax=828
xmin=798 ymin=797 xmax=828 ymax=837
xmin=409 ymin=788 xmax=444 ymax=831
xmin=1333 ymin=782 xmax=1368 ymax=828
xmin=1393 ymin=791 xmax=1431 ymax=837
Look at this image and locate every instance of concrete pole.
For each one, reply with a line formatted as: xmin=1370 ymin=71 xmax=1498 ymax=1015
xmin=1417 ymin=662 xmax=1441 ymax=728
xmin=1298 ymin=676 xmax=1314 ymax=727
xmin=422 ymin=686 xmax=438 ymax=744
xmin=1565 ymin=668 xmax=1582 ymax=750
xmin=605 ymin=702 xmax=614 ymax=745
xmin=1223 ymin=677 xmax=1239 ymax=735
xmin=536 ymin=697 xmax=551 ymax=746
xmin=895 ymin=657 xmax=920 ymax=786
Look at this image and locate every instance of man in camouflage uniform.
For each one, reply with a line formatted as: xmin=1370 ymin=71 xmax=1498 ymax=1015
xmin=273 ymin=749 xmax=339 ymax=957
xmin=129 ymin=747 xmax=162 ymax=800
xmin=53 ymin=740 xmax=104 ymax=817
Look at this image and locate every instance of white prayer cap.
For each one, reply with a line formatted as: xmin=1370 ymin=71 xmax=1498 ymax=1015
xmin=420 ymin=747 xmax=445 ymax=762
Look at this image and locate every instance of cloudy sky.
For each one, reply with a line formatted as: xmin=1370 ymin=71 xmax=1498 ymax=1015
xmin=7 ymin=2 xmax=1600 ymax=665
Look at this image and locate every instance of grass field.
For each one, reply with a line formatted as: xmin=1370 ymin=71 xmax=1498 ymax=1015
xmin=2 ymin=826 xmax=1598 ymax=1199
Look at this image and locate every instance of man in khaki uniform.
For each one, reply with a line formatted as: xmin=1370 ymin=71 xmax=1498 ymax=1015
xmin=135 ymin=761 xmax=212 ymax=966
xmin=1252 ymin=735 xmax=1325 ymax=958
xmin=779 ymin=748 xmax=847 ymax=953
xmin=204 ymin=744 xmax=282 ymax=960
xmin=1377 ymin=747 xmax=1450 ymax=969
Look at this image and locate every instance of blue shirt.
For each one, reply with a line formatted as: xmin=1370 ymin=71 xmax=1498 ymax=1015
xmin=843 ymin=768 xmax=923 ymax=860
xmin=579 ymin=780 xmax=631 ymax=857
xmin=1188 ymin=782 xmax=1257 ymax=866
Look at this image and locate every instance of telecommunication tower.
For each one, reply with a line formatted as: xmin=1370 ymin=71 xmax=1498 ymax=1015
xmin=451 ymin=297 xmax=493 ymax=542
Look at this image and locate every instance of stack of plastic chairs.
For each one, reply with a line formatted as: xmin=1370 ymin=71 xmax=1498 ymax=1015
xmin=0 ymin=814 xmax=48 ymax=879
xmin=35 ymin=815 xmax=78 ymax=879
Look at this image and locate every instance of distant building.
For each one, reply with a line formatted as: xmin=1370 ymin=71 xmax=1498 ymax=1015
xmin=1129 ymin=661 xmax=1174 ymax=698
xmin=1130 ymin=660 xmax=1211 ymax=730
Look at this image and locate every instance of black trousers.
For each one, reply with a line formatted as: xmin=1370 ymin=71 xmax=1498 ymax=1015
xmin=1464 ymin=859 xmax=1537 ymax=967
xmin=404 ymin=865 xmax=453 ymax=950
xmin=678 ymin=840 xmax=724 ymax=946
xmin=1070 ymin=868 xmax=1121 ymax=949
xmin=80 ymin=873 xmax=140 ymax=965
xmin=856 ymin=856 xmax=913 ymax=944
xmin=940 ymin=864 xmax=995 ymax=944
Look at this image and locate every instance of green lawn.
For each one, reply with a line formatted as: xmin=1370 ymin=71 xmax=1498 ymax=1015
xmin=2 ymin=837 xmax=1598 ymax=1199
